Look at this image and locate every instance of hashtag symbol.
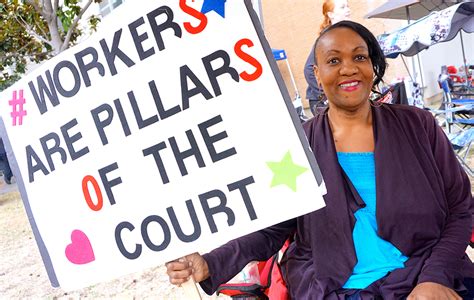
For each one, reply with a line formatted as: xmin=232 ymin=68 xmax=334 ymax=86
xmin=8 ymin=90 xmax=27 ymax=126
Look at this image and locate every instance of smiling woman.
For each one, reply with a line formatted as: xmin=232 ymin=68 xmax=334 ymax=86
xmin=312 ymin=23 xmax=386 ymax=153
xmin=166 ymin=21 xmax=474 ymax=300
xmin=314 ymin=28 xmax=374 ymax=114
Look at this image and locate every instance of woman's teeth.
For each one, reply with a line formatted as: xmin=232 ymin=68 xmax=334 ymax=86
xmin=340 ymin=82 xmax=358 ymax=87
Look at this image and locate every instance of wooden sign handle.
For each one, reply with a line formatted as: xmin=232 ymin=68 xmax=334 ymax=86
xmin=181 ymin=275 xmax=202 ymax=299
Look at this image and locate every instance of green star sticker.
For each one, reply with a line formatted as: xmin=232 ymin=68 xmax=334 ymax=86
xmin=266 ymin=151 xmax=308 ymax=192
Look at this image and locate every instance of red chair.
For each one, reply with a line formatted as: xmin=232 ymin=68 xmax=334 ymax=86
xmin=447 ymin=65 xmax=467 ymax=84
xmin=216 ymin=241 xmax=290 ymax=300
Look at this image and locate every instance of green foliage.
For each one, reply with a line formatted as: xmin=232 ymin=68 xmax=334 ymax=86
xmin=88 ymin=15 xmax=101 ymax=33
xmin=0 ymin=0 xmax=101 ymax=91
xmin=0 ymin=1 xmax=47 ymax=91
xmin=0 ymin=73 xmax=21 ymax=92
xmin=57 ymin=0 xmax=81 ymax=33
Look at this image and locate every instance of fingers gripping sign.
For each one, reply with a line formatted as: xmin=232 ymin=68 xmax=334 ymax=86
xmin=167 ymin=253 xmax=209 ymax=299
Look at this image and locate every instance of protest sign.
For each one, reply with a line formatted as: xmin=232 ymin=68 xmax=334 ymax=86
xmin=0 ymin=0 xmax=326 ymax=291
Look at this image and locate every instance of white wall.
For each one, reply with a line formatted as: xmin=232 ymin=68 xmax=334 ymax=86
xmin=419 ymin=31 xmax=474 ymax=99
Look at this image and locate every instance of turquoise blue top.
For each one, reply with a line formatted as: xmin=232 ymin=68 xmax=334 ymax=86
xmin=337 ymin=152 xmax=408 ymax=289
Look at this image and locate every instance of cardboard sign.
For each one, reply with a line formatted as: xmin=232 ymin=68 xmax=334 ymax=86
xmin=0 ymin=0 xmax=325 ymax=290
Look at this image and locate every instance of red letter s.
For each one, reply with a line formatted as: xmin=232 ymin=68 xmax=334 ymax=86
xmin=234 ymin=38 xmax=263 ymax=82
xmin=180 ymin=0 xmax=208 ymax=34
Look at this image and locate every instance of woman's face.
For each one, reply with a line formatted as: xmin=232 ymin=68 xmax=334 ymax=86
xmin=314 ymin=27 xmax=374 ymax=111
xmin=328 ymin=0 xmax=351 ymax=24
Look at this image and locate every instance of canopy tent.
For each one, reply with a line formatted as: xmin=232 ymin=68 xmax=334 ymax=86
xmin=366 ymin=1 xmax=474 ymax=97
xmin=375 ymin=2 xmax=474 ymax=58
xmin=365 ymin=0 xmax=462 ymax=20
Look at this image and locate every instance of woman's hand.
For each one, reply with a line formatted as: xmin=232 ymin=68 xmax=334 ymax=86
xmin=166 ymin=253 xmax=210 ymax=285
xmin=407 ymin=282 xmax=461 ymax=300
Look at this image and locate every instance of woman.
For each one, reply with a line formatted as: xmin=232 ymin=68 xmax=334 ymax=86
xmin=305 ymin=0 xmax=351 ymax=116
xmin=167 ymin=21 xmax=474 ymax=299
xmin=319 ymin=0 xmax=351 ymax=33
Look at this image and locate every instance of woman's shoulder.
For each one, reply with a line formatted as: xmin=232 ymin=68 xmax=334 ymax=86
xmin=381 ymin=102 xmax=430 ymax=115
xmin=302 ymin=115 xmax=317 ymax=128
xmin=379 ymin=103 xmax=435 ymax=125
xmin=302 ymin=114 xmax=325 ymax=136
xmin=377 ymin=104 xmax=442 ymax=143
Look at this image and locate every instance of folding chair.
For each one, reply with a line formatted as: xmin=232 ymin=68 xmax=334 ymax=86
xmin=447 ymin=128 xmax=474 ymax=177
xmin=216 ymin=254 xmax=278 ymax=299
xmin=217 ymin=241 xmax=290 ymax=300
xmin=451 ymin=98 xmax=474 ymax=124
xmin=437 ymin=77 xmax=474 ymax=134
xmin=427 ymin=78 xmax=474 ymax=177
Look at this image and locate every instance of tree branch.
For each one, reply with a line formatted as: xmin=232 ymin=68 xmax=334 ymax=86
xmin=35 ymin=18 xmax=49 ymax=39
xmin=28 ymin=9 xmax=50 ymax=40
xmin=41 ymin=0 xmax=55 ymax=23
xmin=26 ymin=28 xmax=53 ymax=46
xmin=14 ymin=15 xmax=53 ymax=47
xmin=61 ymin=0 xmax=94 ymax=51
xmin=53 ymin=0 xmax=59 ymax=12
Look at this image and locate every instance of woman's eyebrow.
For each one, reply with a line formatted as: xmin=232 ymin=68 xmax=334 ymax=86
xmin=353 ymin=45 xmax=368 ymax=51
xmin=324 ymin=49 xmax=340 ymax=55
xmin=324 ymin=45 xmax=368 ymax=55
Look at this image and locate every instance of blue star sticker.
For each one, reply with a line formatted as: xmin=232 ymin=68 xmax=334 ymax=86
xmin=201 ymin=0 xmax=227 ymax=18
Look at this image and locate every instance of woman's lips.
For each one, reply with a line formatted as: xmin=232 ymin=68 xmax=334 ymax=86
xmin=339 ymin=81 xmax=360 ymax=92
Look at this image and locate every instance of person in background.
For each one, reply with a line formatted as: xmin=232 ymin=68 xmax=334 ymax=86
xmin=167 ymin=21 xmax=474 ymax=299
xmin=305 ymin=0 xmax=351 ymax=116
xmin=0 ymin=138 xmax=13 ymax=184
xmin=439 ymin=65 xmax=455 ymax=91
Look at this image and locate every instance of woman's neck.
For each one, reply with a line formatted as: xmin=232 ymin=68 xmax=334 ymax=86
xmin=327 ymin=101 xmax=372 ymax=129
xmin=327 ymin=101 xmax=374 ymax=152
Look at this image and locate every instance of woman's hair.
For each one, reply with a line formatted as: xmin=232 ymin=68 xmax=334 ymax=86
xmin=319 ymin=0 xmax=335 ymax=34
xmin=314 ymin=20 xmax=387 ymax=92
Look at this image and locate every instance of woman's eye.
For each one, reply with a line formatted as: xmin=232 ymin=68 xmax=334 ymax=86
xmin=355 ymin=55 xmax=368 ymax=61
xmin=327 ymin=58 xmax=339 ymax=64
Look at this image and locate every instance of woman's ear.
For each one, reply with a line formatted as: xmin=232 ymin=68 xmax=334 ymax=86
xmin=313 ymin=65 xmax=321 ymax=87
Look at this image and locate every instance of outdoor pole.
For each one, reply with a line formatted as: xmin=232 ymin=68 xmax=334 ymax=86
xmin=459 ymin=30 xmax=469 ymax=85
xmin=406 ymin=7 xmax=415 ymax=77
xmin=406 ymin=8 xmax=417 ymax=82
xmin=416 ymin=51 xmax=425 ymax=96
xmin=401 ymin=56 xmax=415 ymax=82
xmin=285 ymin=58 xmax=301 ymax=100
xmin=406 ymin=6 xmax=425 ymax=98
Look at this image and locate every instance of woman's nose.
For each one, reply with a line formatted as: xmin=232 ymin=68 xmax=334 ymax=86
xmin=339 ymin=61 xmax=358 ymax=76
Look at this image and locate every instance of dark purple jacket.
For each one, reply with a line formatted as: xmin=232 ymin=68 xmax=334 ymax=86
xmin=200 ymin=104 xmax=474 ymax=299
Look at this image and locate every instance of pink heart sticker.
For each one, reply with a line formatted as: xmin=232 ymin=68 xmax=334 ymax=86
xmin=65 ymin=230 xmax=95 ymax=265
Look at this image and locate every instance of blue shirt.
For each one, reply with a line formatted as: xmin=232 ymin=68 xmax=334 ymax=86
xmin=337 ymin=152 xmax=408 ymax=289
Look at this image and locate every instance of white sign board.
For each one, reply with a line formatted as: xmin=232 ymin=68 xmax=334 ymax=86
xmin=0 ymin=0 xmax=325 ymax=291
